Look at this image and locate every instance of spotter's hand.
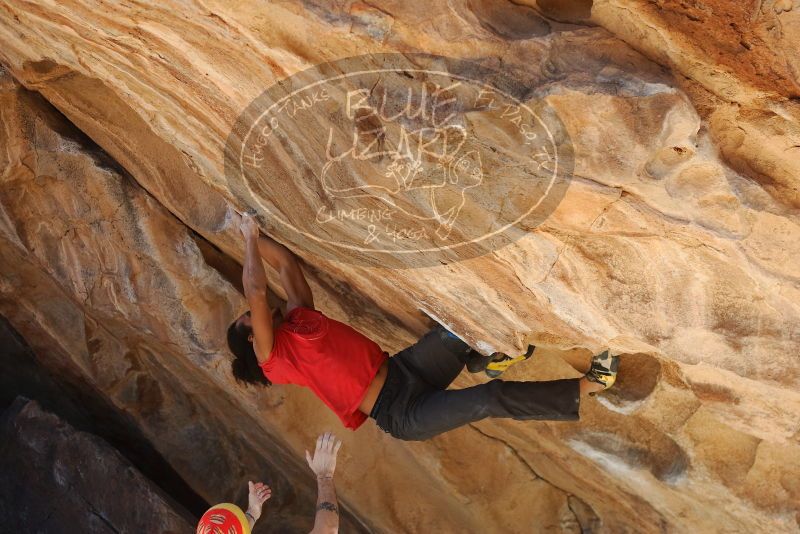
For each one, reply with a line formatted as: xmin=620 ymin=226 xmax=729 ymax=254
xmin=305 ymin=432 xmax=342 ymax=479
xmin=247 ymin=480 xmax=272 ymax=521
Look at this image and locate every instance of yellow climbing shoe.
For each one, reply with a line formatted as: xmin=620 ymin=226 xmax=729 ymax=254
xmin=485 ymin=345 xmax=535 ymax=378
xmin=585 ymin=350 xmax=619 ymax=395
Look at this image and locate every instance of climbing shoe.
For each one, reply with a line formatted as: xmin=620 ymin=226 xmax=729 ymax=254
xmin=464 ymin=350 xmax=494 ymax=373
xmin=584 ymin=350 xmax=619 ymax=395
xmin=484 ymin=345 xmax=536 ymax=378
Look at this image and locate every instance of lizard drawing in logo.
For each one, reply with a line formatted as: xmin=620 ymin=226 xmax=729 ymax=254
xmin=319 ymin=100 xmax=485 ymax=241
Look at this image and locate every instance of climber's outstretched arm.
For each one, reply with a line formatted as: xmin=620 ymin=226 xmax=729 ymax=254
xmin=240 ymin=213 xmax=274 ymax=361
xmin=257 ymin=233 xmax=314 ymax=312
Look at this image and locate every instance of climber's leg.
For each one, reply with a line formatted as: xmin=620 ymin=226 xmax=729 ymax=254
xmin=390 ymin=378 xmax=581 ymax=441
xmin=393 ymin=325 xmax=469 ymax=390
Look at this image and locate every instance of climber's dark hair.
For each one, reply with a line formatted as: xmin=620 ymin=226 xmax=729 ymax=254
xmin=227 ymin=316 xmax=271 ymax=386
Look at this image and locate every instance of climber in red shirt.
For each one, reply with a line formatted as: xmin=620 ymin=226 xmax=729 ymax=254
xmin=227 ymin=212 xmax=619 ymax=441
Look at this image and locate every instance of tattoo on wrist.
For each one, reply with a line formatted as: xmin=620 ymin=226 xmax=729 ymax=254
xmin=316 ymin=502 xmax=339 ymax=515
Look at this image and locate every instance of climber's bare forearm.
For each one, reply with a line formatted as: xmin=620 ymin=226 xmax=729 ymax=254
xmin=256 ymin=233 xmax=295 ymax=270
xmin=309 ymin=477 xmax=338 ymax=534
xmin=257 ymin=234 xmax=314 ymax=310
xmin=243 ymin=233 xmax=274 ymax=360
xmin=243 ymin=235 xmax=269 ymax=298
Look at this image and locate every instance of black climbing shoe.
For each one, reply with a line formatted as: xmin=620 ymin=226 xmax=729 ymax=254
xmin=484 ymin=345 xmax=536 ymax=378
xmin=464 ymin=350 xmax=494 ymax=373
xmin=584 ymin=350 xmax=619 ymax=395
xmin=433 ymin=324 xmax=535 ymax=377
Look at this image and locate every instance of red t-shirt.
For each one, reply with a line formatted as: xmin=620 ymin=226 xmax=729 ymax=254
xmin=260 ymin=307 xmax=387 ymax=430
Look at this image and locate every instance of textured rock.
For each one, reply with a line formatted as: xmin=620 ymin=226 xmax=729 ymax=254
xmin=0 ymin=314 xmax=210 ymax=517
xmin=0 ymin=397 xmax=194 ymax=533
xmin=0 ymin=73 xmax=368 ymax=532
xmin=0 ymin=1 xmax=798 ymax=532
xmin=0 ymin=67 xmax=588 ymax=533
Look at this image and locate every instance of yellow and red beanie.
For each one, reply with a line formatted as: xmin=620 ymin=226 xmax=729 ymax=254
xmin=196 ymin=503 xmax=251 ymax=534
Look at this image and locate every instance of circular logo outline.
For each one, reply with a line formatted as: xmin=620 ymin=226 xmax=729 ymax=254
xmin=224 ymin=53 xmax=573 ymax=265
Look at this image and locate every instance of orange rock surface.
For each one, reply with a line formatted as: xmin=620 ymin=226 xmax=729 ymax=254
xmin=0 ymin=1 xmax=798 ymax=532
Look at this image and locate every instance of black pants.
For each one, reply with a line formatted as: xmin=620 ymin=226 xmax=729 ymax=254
xmin=370 ymin=326 xmax=580 ymax=441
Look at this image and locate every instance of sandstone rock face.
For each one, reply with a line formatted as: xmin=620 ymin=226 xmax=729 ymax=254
xmin=0 ymin=1 xmax=798 ymax=533
xmin=0 ymin=74 xmax=368 ymax=532
xmin=0 ymin=397 xmax=194 ymax=533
